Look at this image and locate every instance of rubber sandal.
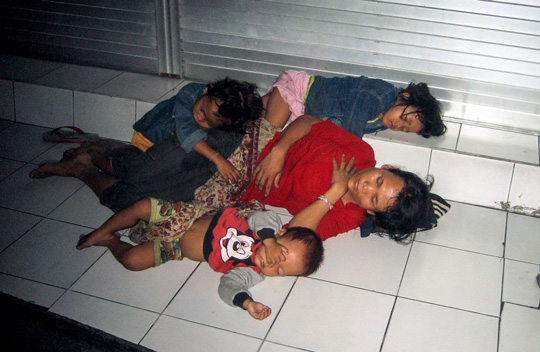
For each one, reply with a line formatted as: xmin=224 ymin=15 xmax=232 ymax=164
xmin=42 ymin=126 xmax=99 ymax=143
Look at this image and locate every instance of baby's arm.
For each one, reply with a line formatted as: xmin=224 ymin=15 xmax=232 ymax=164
xmin=218 ymin=267 xmax=271 ymax=320
xmin=192 ymin=139 xmax=240 ymax=183
xmin=248 ymin=210 xmax=286 ymax=266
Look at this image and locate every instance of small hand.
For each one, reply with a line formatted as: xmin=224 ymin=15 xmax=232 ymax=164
xmin=244 ymin=299 xmax=272 ymax=320
xmin=215 ymin=157 xmax=241 ymax=183
xmin=254 ymin=149 xmax=286 ymax=196
xmin=331 ymin=154 xmax=357 ymax=194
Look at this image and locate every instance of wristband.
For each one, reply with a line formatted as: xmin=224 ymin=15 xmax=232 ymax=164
xmin=317 ymin=195 xmax=334 ymax=210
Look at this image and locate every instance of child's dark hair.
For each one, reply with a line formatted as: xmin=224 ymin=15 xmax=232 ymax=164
xmin=374 ymin=169 xmax=433 ymax=243
xmin=206 ymin=77 xmax=264 ymax=132
xmin=397 ymin=82 xmax=446 ymax=138
xmin=281 ymin=226 xmax=324 ymax=276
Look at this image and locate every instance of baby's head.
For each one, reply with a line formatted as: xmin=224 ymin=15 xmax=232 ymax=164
xmin=192 ymin=77 xmax=264 ymax=131
xmin=382 ymin=82 xmax=445 ymax=138
xmin=254 ymin=226 xmax=324 ymax=277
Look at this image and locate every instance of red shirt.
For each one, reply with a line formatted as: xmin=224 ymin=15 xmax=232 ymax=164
xmin=242 ymin=121 xmax=376 ymax=240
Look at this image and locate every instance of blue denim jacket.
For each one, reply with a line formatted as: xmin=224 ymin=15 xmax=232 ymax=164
xmin=304 ymin=75 xmax=398 ymax=137
xmin=133 ymin=83 xmax=208 ymax=152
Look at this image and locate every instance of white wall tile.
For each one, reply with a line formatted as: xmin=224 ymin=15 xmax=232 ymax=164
xmin=165 ymin=264 xmax=294 ymax=339
xmin=0 ymin=79 xmax=15 ymax=121
xmin=505 ymin=213 xmax=540 ymax=264
xmin=142 ymin=315 xmax=262 ymax=352
xmin=267 ymin=278 xmax=395 ymax=352
xmin=74 ymin=92 xmax=135 ymax=141
xmin=135 ymin=101 xmax=156 ymax=121
xmin=50 ymin=291 xmax=159 ymax=344
xmin=503 ymin=260 xmax=540 ymax=308
xmin=375 ymin=121 xmax=460 ymax=151
xmin=429 ymin=150 xmax=514 ymax=208
xmin=457 ymin=125 xmax=539 ymax=164
xmin=71 ymin=251 xmax=198 ymax=313
xmin=508 ymin=163 xmax=540 ymax=215
xmin=0 ymin=274 xmax=65 ymax=308
xmin=400 ymin=242 xmax=503 ymax=316
xmin=383 ymin=298 xmax=499 ymax=352
xmin=311 ymin=231 xmax=411 ymax=295
xmin=365 ymin=138 xmax=431 ymax=178
xmin=415 ymin=202 xmax=506 ymax=257
xmin=14 ymin=83 xmax=73 ymax=127
xmin=95 ymin=72 xmax=182 ymax=102
xmin=499 ymin=303 xmax=540 ymax=352
xmin=0 ymin=55 xmax=63 ymax=82
xmin=34 ymin=64 xmax=122 ymax=92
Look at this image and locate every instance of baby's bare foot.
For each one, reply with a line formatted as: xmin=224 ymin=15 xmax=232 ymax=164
xmin=76 ymin=230 xmax=118 ymax=249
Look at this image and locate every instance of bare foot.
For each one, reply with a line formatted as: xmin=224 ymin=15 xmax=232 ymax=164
xmin=63 ymin=139 xmax=127 ymax=159
xmin=29 ymin=153 xmax=94 ymax=179
xmin=76 ymin=230 xmax=120 ymax=249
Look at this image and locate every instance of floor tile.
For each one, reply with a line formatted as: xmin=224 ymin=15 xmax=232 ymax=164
xmin=30 ymin=143 xmax=79 ymax=165
xmin=48 ymin=186 xmax=113 ymax=229
xmin=0 ymin=79 xmax=15 ymax=121
xmin=50 ymin=290 xmax=159 ymax=344
xmin=383 ymin=298 xmax=499 ymax=352
xmin=499 ymin=303 xmax=540 ymax=352
xmin=429 ymin=149 xmax=514 ymax=208
xmin=267 ymin=278 xmax=395 ymax=352
xmin=14 ymin=83 xmax=74 ymax=127
xmin=0 ymin=208 xmax=42 ymax=252
xmin=94 ymin=72 xmax=182 ymax=102
xmin=415 ymin=202 xmax=506 ymax=256
xmin=0 ymin=219 xmax=106 ymax=288
xmin=508 ymin=163 xmax=540 ymax=216
xmin=364 ymin=138 xmax=431 ymax=178
xmin=375 ymin=121 xmax=461 ymax=151
xmin=34 ymin=64 xmax=122 ymax=92
xmin=0 ymin=274 xmax=65 ymax=308
xmin=165 ymin=264 xmax=295 ymax=339
xmin=0 ymin=124 xmax=55 ymax=162
xmin=0 ymin=158 xmax=25 ymax=181
xmin=0 ymin=164 xmax=83 ymax=216
xmin=71 ymin=250 xmax=198 ymax=313
xmin=505 ymin=213 xmax=540 ymax=264
xmin=136 ymin=101 xmax=156 ymax=121
xmin=457 ymin=125 xmax=539 ymax=164
xmin=141 ymin=315 xmax=263 ymax=352
xmin=400 ymin=242 xmax=503 ymax=316
xmin=0 ymin=118 xmax=13 ymax=131
xmin=259 ymin=342 xmax=305 ymax=352
xmin=503 ymin=259 xmax=540 ymax=308
xmin=311 ymin=230 xmax=410 ymax=295
xmin=74 ymin=91 xmax=135 ymax=141
xmin=0 ymin=55 xmax=63 ymax=82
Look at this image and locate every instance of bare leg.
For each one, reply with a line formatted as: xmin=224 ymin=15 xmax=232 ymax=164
xmin=29 ymin=153 xmax=118 ymax=199
xmin=76 ymin=198 xmax=151 ymax=249
xmin=262 ymin=89 xmax=292 ymax=129
xmin=91 ymin=235 xmax=155 ymax=271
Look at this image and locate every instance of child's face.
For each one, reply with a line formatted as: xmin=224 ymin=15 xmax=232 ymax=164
xmin=346 ymin=166 xmax=405 ymax=215
xmin=254 ymin=236 xmax=307 ymax=277
xmin=192 ymin=95 xmax=226 ymax=129
xmin=382 ymin=103 xmax=423 ymax=133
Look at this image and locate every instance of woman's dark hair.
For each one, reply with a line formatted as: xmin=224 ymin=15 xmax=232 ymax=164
xmin=374 ymin=169 xmax=433 ymax=243
xmin=206 ymin=77 xmax=264 ymax=132
xmin=397 ymin=82 xmax=446 ymax=138
xmin=281 ymin=226 xmax=324 ymax=276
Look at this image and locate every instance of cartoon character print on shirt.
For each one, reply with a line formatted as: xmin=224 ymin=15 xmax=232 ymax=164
xmin=220 ymin=227 xmax=258 ymax=267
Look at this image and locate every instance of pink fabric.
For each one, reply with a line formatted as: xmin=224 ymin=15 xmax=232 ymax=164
xmin=268 ymin=70 xmax=311 ymax=122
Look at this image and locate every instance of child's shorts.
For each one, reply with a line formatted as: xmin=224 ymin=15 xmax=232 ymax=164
xmin=268 ymin=70 xmax=313 ymax=122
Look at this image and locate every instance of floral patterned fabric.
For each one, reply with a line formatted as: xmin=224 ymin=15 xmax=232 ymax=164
xmin=128 ymin=118 xmax=280 ymax=244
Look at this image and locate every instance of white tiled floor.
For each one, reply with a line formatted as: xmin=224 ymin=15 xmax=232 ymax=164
xmin=0 ymin=121 xmax=539 ymax=352
xmin=1 ymin=55 xmax=540 ymax=351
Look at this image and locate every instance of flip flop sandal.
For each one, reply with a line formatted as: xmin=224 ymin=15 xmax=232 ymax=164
xmin=42 ymin=126 xmax=99 ymax=143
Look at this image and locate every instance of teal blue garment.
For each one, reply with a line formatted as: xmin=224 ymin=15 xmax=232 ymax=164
xmin=304 ymin=75 xmax=398 ymax=137
xmin=133 ymin=83 xmax=208 ymax=152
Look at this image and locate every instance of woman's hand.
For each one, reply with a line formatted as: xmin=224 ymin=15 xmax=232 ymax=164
xmin=214 ymin=156 xmax=241 ymax=183
xmin=254 ymin=147 xmax=287 ymax=196
xmin=331 ymin=154 xmax=357 ymax=196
